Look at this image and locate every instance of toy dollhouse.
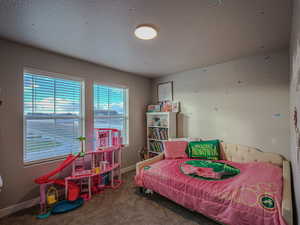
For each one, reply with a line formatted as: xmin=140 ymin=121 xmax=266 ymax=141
xmin=34 ymin=128 xmax=123 ymax=218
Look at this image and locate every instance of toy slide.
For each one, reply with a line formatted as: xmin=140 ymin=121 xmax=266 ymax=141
xmin=34 ymin=154 xmax=80 ymax=201
xmin=34 ymin=154 xmax=79 ymax=184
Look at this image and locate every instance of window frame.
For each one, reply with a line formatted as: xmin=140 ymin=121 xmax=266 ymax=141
xmin=23 ymin=67 xmax=85 ymax=166
xmin=93 ymin=82 xmax=129 ymax=145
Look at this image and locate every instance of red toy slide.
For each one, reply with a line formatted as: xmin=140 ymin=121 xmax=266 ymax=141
xmin=34 ymin=154 xmax=80 ymax=201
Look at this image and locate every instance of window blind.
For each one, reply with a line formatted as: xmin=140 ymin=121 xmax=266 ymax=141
xmin=24 ymin=72 xmax=83 ymax=163
xmin=93 ymin=84 xmax=128 ymax=144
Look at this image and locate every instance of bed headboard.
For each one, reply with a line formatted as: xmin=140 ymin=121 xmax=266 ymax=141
xmin=169 ymin=138 xmax=285 ymax=167
xmin=220 ymin=142 xmax=284 ymax=167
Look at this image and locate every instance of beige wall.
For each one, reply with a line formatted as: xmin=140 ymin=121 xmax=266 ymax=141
xmin=153 ymin=50 xmax=290 ymax=159
xmin=290 ymin=0 xmax=300 ymax=222
xmin=0 ymin=39 xmax=151 ymax=209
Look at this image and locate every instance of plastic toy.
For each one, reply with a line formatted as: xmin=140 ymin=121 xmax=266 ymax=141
xmin=46 ymin=186 xmax=58 ymax=205
xmin=77 ymin=136 xmax=86 ymax=153
xmin=51 ymin=198 xmax=84 ymax=214
xmin=34 ymin=128 xmax=124 ymax=219
xmin=36 ymin=198 xmax=84 ymax=219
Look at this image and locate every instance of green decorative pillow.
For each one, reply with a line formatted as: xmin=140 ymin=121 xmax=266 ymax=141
xmin=188 ymin=140 xmax=220 ymax=160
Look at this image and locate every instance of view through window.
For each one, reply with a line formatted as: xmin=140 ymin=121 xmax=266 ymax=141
xmin=93 ymin=84 xmax=128 ymax=144
xmin=23 ymin=70 xmax=83 ymax=163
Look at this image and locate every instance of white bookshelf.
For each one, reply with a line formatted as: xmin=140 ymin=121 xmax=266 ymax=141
xmin=146 ymin=112 xmax=177 ymax=155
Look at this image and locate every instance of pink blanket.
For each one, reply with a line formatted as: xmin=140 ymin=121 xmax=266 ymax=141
xmin=135 ymin=159 xmax=286 ymax=225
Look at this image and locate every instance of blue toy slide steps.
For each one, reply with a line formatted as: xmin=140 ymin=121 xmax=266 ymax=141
xmin=52 ymin=198 xmax=84 ymax=214
xmin=37 ymin=198 xmax=84 ymax=219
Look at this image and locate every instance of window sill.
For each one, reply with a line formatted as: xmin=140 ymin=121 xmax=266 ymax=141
xmin=24 ymin=145 xmax=130 ymax=167
xmin=24 ymin=155 xmax=69 ymax=168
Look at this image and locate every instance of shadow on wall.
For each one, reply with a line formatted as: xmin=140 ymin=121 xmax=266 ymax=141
xmin=177 ymin=113 xmax=188 ymax=138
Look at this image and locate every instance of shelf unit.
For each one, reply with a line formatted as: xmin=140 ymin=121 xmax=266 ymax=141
xmin=147 ymin=112 xmax=177 ymax=155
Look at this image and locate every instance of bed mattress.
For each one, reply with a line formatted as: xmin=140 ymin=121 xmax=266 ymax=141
xmin=135 ymin=159 xmax=287 ymax=225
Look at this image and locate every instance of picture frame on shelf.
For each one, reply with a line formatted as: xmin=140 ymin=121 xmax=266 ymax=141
xmin=161 ymin=101 xmax=172 ymax=112
xmin=157 ymin=81 xmax=173 ymax=102
xmin=147 ymin=104 xmax=161 ymax=112
xmin=171 ymin=101 xmax=180 ymax=112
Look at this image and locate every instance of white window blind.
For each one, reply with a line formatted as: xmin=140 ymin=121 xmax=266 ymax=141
xmin=93 ymin=84 xmax=128 ymax=144
xmin=24 ymin=71 xmax=83 ymax=163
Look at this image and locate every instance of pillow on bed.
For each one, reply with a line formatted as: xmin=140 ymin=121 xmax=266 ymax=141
xmin=164 ymin=141 xmax=188 ymax=159
xmin=188 ymin=140 xmax=220 ymax=160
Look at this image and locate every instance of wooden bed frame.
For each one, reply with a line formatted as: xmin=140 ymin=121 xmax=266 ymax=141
xmin=136 ymin=142 xmax=293 ymax=225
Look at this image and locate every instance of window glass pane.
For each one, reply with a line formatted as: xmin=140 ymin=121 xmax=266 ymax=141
xmin=24 ymin=72 xmax=82 ymax=163
xmin=25 ymin=119 xmax=56 ymax=162
xmin=110 ymin=117 xmax=126 ymax=138
xmin=94 ymin=84 xmax=128 ymax=144
xmin=94 ymin=85 xmax=109 ymax=115
xmin=109 ymin=87 xmax=124 ymax=115
xmin=55 ymin=79 xmax=81 ymax=116
xmin=94 ymin=118 xmax=111 ymax=129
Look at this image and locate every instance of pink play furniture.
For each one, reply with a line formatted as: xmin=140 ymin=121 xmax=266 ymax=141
xmin=35 ymin=128 xmax=124 ymax=216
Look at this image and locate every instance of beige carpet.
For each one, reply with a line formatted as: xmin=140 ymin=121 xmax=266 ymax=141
xmin=0 ymin=171 xmax=218 ymax=225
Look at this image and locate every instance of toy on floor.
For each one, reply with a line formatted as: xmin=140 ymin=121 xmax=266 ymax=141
xmin=46 ymin=186 xmax=58 ymax=205
xmin=34 ymin=128 xmax=124 ymax=219
xmin=51 ymin=198 xmax=84 ymax=214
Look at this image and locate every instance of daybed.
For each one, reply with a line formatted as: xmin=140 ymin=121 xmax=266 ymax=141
xmin=135 ymin=142 xmax=293 ymax=225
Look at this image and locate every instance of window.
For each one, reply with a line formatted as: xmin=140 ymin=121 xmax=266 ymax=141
xmin=93 ymin=84 xmax=128 ymax=144
xmin=23 ymin=69 xmax=83 ymax=164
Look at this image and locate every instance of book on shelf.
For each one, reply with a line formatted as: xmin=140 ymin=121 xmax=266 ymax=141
xmin=147 ymin=117 xmax=168 ymax=127
xmin=149 ymin=127 xmax=168 ymax=140
xmin=149 ymin=141 xmax=164 ymax=153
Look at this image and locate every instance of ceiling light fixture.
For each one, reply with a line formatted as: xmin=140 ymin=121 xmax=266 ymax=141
xmin=134 ymin=25 xmax=158 ymax=40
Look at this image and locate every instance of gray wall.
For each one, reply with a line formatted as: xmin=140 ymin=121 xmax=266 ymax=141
xmin=0 ymin=39 xmax=151 ymax=209
xmin=290 ymin=0 xmax=300 ymax=222
xmin=153 ymin=50 xmax=290 ymax=159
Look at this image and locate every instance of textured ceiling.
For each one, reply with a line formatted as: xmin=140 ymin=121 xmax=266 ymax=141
xmin=0 ymin=0 xmax=292 ymax=77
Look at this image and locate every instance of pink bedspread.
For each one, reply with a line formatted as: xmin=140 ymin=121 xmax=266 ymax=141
xmin=135 ymin=159 xmax=286 ymax=225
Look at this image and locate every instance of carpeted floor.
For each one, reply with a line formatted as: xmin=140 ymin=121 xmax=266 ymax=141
xmin=0 ymin=171 xmax=218 ymax=225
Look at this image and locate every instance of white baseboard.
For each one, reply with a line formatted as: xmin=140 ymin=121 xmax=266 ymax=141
xmin=121 ymin=164 xmax=136 ymax=174
xmin=0 ymin=197 xmax=39 ymax=218
xmin=0 ymin=164 xmax=136 ymax=218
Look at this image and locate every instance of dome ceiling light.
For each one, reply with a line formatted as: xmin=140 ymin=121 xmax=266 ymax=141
xmin=134 ymin=25 xmax=158 ymax=40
